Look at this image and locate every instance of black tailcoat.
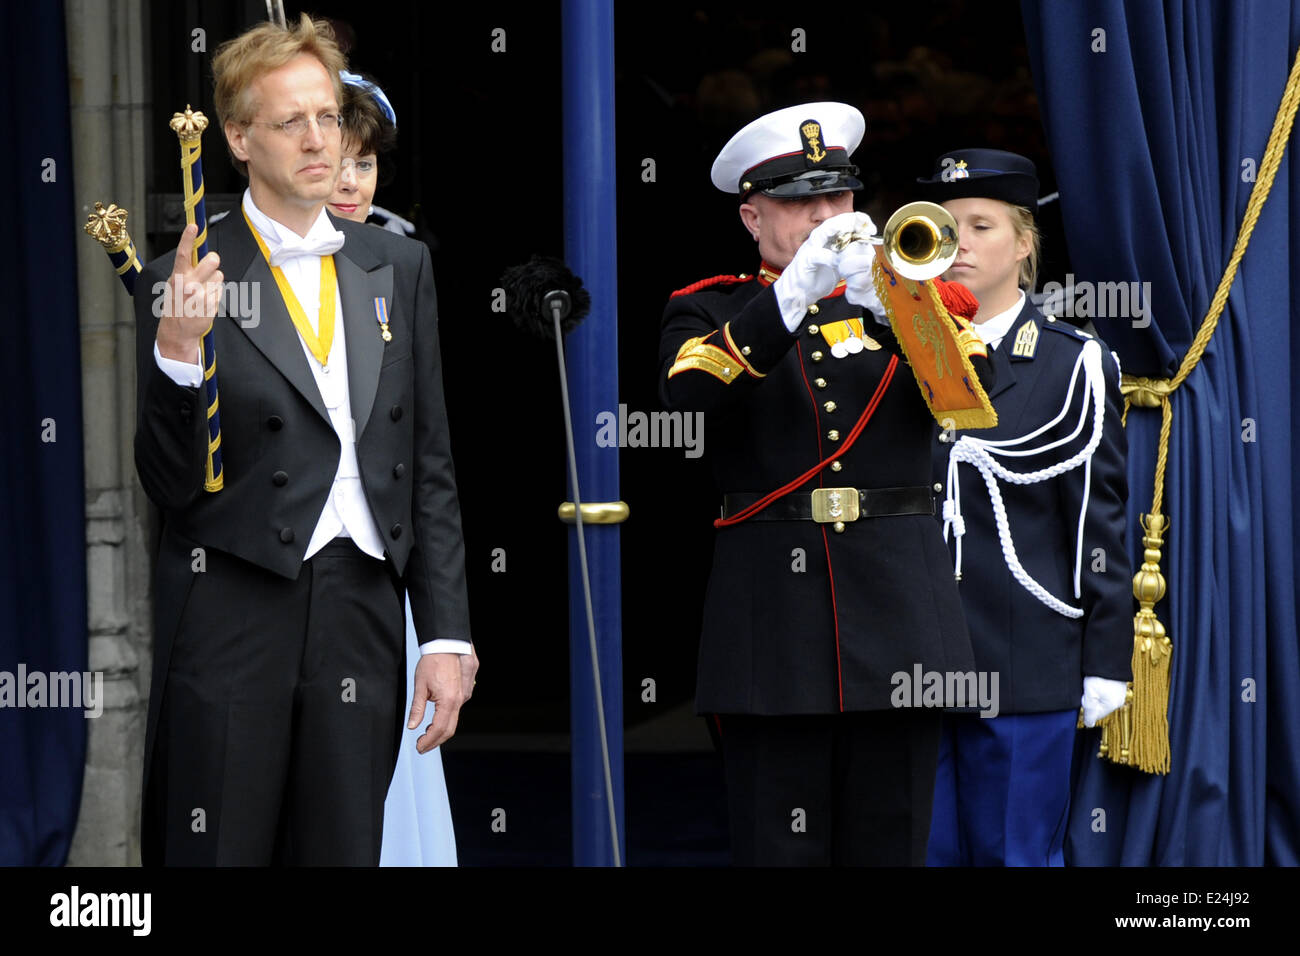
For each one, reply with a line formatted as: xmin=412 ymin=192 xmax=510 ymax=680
xmin=132 ymin=211 xmax=470 ymax=857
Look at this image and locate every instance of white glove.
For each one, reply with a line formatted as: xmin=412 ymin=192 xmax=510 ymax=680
xmin=1080 ymin=676 xmax=1129 ymax=727
xmin=773 ymin=211 xmax=871 ymax=332
xmin=836 ymin=229 xmax=889 ymax=327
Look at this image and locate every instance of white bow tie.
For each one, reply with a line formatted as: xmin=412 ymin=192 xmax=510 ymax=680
xmin=268 ymin=230 xmax=345 ymax=267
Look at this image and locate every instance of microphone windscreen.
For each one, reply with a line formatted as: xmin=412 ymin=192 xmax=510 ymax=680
xmin=501 ymin=255 xmax=592 ymax=339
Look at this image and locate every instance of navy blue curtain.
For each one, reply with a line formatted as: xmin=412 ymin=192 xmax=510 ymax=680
xmin=1023 ymin=0 xmax=1300 ymax=864
xmin=0 ymin=3 xmax=88 ymax=864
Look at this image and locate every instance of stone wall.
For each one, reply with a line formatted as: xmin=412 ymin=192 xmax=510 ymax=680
xmin=65 ymin=0 xmax=151 ymax=866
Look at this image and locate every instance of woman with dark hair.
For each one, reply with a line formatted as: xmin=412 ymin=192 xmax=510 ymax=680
xmin=919 ymin=149 xmax=1132 ymax=867
xmin=329 ymin=71 xmax=403 ymax=228
xmin=331 ymin=71 xmax=474 ymax=867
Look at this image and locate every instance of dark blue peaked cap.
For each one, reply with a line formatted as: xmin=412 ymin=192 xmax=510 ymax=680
xmin=916 ymin=148 xmax=1039 ymax=211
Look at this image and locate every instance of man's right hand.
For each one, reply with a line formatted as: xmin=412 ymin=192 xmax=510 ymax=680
xmin=156 ymin=224 xmax=224 ymax=362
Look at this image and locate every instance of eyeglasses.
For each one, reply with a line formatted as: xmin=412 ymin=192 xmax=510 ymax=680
xmin=341 ymin=157 xmax=377 ymax=175
xmin=247 ymin=111 xmax=342 ymax=136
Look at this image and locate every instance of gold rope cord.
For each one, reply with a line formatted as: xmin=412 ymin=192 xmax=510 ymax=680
xmin=1096 ymin=43 xmax=1300 ymax=774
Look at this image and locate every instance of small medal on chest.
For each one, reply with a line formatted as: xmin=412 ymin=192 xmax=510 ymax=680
xmin=374 ymin=297 xmax=392 ymax=342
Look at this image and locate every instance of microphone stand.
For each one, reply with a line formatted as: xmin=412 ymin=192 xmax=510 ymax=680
xmin=544 ymin=290 xmax=622 ymax=868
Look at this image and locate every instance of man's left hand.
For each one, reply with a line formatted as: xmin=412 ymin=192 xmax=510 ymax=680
xmin=460 ymin=645 xmax=480 ymax=704
xmin=409 ymin=653 xmax=465 ymax=753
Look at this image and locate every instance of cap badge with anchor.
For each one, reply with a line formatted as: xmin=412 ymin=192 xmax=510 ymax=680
xmin=800 ymin=120 xmax=828 ymax=164
xmin=711 ymin=101 xmax=865 ymax=200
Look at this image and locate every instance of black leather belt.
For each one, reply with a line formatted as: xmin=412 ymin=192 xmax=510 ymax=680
xmin=721 ymin=485 xmax=935 ymax=525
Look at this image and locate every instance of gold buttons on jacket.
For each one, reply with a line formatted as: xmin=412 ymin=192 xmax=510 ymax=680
xmin=808 ymin=304 xmax=820 ymax=315
xmin=814 ymin=378 xmax=827 ymax=389
xmin=741 ymin=346 xmax=752 ymax=356
xmin=830 ymin=460 xmax=842 ymax=472
xmin=808 ymin=324 xmax=820 ymax=335
xmin=823 ymin=401 xmax=837 ymax=413
xmin=811 ymin=351 xmax=824 ymax=362
xmin=933 ymin=482 xmax=943 ymax=493
xmin=833 ymin=521 xmax=845 ymax=533
xmin=827 ymin=430 xmax=840 ymax=441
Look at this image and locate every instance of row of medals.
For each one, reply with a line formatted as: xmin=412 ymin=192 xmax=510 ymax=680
xmin=820 ymin=317 xmax=881 ymax=358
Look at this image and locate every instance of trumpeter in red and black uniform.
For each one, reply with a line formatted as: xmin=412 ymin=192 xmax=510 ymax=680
xmin=658 ymin=102 xmax=993 ymax=865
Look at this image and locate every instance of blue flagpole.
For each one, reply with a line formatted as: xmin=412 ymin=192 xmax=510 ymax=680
xmin=561 ymin=0 xmax=625 ymax=867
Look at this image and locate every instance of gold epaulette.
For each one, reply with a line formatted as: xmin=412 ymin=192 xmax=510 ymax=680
xmin=668 ymin=331 xmax=743 ymax=384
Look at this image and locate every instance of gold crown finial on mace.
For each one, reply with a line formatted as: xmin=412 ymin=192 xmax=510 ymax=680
xmin=169 ymin=105 xmax=209 ymax=143
xmin=84 ymin=201 xmax=132 ymax=253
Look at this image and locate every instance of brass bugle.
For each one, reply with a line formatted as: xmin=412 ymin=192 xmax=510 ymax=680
xmin=825 ymin=201 xmax=960 ymax=281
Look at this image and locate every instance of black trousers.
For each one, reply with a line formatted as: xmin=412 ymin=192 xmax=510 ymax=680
xmin=717 ymin=709 xmax=943 ymax=866
xmin=148 ymin=539 xmax=405 ymax=865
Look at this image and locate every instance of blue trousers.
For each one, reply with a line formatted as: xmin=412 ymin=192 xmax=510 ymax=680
xmin=926 ymin=709 xmax=1077 ymax=867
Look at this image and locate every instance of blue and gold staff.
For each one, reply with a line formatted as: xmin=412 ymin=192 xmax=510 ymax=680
xmin=83 ymin=201 xmax=144 ymax=295
xmin=170 ymin=106 xmax=224 ymax=492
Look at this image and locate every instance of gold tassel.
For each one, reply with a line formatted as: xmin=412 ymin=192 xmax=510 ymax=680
xmin=1082 ymin=512 xmax=1172 ymax=773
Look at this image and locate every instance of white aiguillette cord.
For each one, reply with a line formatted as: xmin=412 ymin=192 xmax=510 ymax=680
xmin=943 ymin=339 xmax=1107 ymax=618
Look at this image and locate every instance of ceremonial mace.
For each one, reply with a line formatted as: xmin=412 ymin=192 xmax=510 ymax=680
xmin=83 ymin=202 xmax=143 ymax=295
xmin=170 ymin=106 xmax=224 ymax=492
xmin=501 ymin=257 xmax=623 ymax=867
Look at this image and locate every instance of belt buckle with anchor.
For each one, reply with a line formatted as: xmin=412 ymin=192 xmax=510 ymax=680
xmin=811 ymin=487 xmax=860 ymax=526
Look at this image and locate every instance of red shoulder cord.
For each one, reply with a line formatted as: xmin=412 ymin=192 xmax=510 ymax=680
xmin=713 ymin=354 xmax=900 ymax=528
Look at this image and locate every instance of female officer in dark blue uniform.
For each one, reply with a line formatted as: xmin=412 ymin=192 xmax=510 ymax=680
xmin=919 ymin=149 xmax=1133 ymax=866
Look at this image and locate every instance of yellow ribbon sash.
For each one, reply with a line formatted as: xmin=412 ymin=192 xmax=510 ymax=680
xmin=243 ymin=208 xmax=337 ymax=367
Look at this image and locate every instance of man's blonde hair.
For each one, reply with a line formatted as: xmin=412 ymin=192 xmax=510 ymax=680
xmin=1007 ymin=203 xmax=1041 ymax=292
xmin=212 ymin=13 xmax=347 ymax=176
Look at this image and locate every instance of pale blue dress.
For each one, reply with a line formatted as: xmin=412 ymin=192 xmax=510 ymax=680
xmin=379 ymin=594 xmax=458 ymax=866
